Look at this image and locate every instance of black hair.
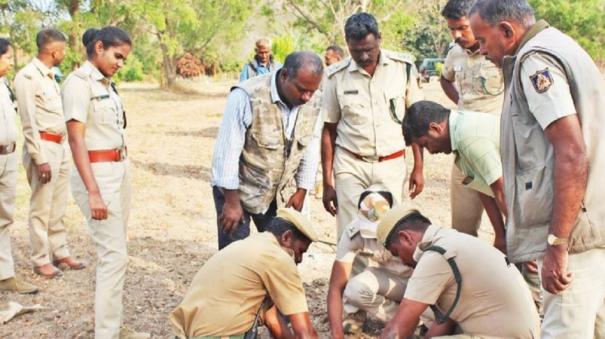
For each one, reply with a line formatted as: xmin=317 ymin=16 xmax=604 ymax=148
xmin=0 ymin=38 xmax=11 ymax=56
xmin=82 ymin=27 xmax=132 ymax=58
xmin=283 ymin=51 xmax=324 ymax=79
xmin=385 ymin=211 xmax=432 ymax=247
xmin=401 ymin=101 xmax=450 ymax=146
xmin=469 ymin=0 xmax=535 ymax=26
xmin=265 ymin=217 xmax=311 ymax=242
xmin=326 ymin=44 xmax=345 ymax=58
xmin=442 ymin=0 xmax=477 ymax=19
xmin=357 ymin=190 xmax=394 ymax=209
xmin=344 ymin=12 xmax=380 ymax=41
xmin=35 ymin=29 xmax=66 ymax=51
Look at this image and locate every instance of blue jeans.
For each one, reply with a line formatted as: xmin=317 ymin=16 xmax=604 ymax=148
xmin=212 ymin=186 xmax=277 ymax=249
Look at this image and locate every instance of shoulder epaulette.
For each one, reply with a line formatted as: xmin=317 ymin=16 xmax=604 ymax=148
xmin=72 ymin=67 xmax=90 ymax=80
xmin=326 ymin=58 xmax=352 ymax=78
xmin=385 ymin=50 xmax=416 ymax=65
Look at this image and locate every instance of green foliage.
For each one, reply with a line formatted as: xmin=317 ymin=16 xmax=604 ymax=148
xmin=529 ymin=0 xmax=605 ymax=63
xmin=116 ymin=54 xmax=145 ymax=82
xmin=272 ymin=35 xmax=295 ymax=63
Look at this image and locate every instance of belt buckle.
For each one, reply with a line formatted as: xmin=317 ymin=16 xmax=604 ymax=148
xmin=361 ymin=154 xmax=380 ymax=162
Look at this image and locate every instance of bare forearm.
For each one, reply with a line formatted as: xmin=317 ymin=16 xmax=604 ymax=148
xmin=479 ymin=193 xmax=506 ymax=240
xmin=439 ymin=77 xmax=459 ymax=105
xmin=412 ymin=143 xmax=423 ymax=170
xmin=550 ymin=153 xmax=588 ymax=238
xmin=222 ymin=189 xmax=241 ymax=206
xmin=68 ymin=131 xmax=99 ymax=194
xmin=321 ymin=124 xmax=337 ymax=187
xmin=490 ymin=178 xmax=508 ymax=218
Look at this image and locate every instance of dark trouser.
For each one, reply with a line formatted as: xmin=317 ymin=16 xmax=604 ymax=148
xmin=213 ymin=186 xmax=277 ymax=249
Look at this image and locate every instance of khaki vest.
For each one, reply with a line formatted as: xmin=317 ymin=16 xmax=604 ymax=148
xmin=234 ymin=73 xmax=320 ymax=214
xmin=501 ymin=23 xmax=605 ymax=262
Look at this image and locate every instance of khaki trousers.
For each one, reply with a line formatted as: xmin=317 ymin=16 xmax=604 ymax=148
xmin=0 ymin=152 xmax=17 ymax=280
xmin=343 ymin=267 xmax=405 ymax=322
xmin=72 ymin=160 xmax=131 ymax=339
xmin=450 ymin=164 xmax=483 ymax=235
xmin=334 ymin=147 xmax=406 ymax=238
xmin=23 ymin=141 xmax=71 ymax=266
xmin=539 ymin=248 xmax=605 ymax=339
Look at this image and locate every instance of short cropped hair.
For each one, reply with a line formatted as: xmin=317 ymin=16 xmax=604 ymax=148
xmin=345 ymin=12 xmax=380 ymax=41
xmin=283 ymin=51 xmax=324 ymax=79
xmin=0 ymin=38 xmax=11 ymax=56
xmin=469 ymin=0 xmax=535 ymax=26
xmin=402 ymin=101 xmax=450 ymax=146
xmin=385 ymin=211 xmax=432 ymax=247
xmin=442 ymin=0 xmax=477 ymax=19
xmin=326 ymin=45 xmax=345 ymax=58
xmin=36 ymin=29 xmax=66 ymax=51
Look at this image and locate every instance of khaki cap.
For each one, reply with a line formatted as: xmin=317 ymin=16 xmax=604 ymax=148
xmin=376 ymin=205 xmax=420 ymax=245
xmin=276 ymin=208 xmax=319 ymax=242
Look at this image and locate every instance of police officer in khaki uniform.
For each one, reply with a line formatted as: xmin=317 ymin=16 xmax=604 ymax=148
xmin=470 ymin=1 xmax=605 ymax=337
xmin=63 ymin=27 xmax=146 ymax=339
xmin=170 ymin=208 xmax=318 ymax=339
xmin=439 ymin=0 xmax=504 ymax=237
xmin=14 ymin=29 xmax=84 ymax=278
xmin=327 ymin=185 xmax=414 ymax=338
xmin=377 ymin=206 xmax=540 ymax=338
xmin=322 ymin=12 xmax=424 ymax=237
xmin=0 ymin=38 xmax=39 ymax=294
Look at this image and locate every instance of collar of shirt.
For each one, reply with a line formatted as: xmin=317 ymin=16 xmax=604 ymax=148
xmin=463 ymin=47 xmax=481 ymax=57
xmin=412 ymin=224 xmax=444 ymax=262
xmin=347 ymin=49 xmax=391 ymax=74
xmin=449 ymin=110 xmax=461 ymax=152
xmin=83 ymin=60 xmax=112 ymax=86
xmin=32 ymin=58 xmax=54 ymax=79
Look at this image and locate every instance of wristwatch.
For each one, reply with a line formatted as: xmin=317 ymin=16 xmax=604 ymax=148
xmin=547 ymin=234 xmax=568 ymax=246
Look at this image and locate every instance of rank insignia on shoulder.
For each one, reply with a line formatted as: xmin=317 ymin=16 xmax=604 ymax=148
xmin=529 ymin=68 xmax=553 ymax=93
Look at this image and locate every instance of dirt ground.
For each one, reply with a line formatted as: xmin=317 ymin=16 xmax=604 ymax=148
xmin=0 ymin=77 xmax=495 ymax=339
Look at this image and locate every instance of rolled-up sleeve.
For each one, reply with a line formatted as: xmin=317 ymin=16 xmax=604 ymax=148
xmin=295 ymin=113 xmax=321 ymax=190
xmin=211 ymin=89 xmax=251 ymax=189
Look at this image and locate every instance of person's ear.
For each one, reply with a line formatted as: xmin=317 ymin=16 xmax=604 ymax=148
xmin=281 ymin=230 xmax=293 ymax=245
xmin=499 ymin=21 xmax=515 ymax=39
xmin=428 ymin=121 xmax=444 ymax=135
xmin=94 ymin=41 xmax=104 ymax=55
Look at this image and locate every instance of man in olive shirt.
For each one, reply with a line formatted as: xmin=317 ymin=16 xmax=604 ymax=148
xmin=402 ymin=101 xmax=506 ymax=253
xmin=170 ymin=208 xmax=318 ymax=339
xmin=377 ymin=206 xmax=539 ymax=338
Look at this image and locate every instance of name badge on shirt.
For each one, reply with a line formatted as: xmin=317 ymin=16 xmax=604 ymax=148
xmin=344 ymin=90 xmax=358 ymax=95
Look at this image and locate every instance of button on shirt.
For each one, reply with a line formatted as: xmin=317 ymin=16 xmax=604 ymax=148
xmin=62 ymin=61 xmax=126 ymax=151
xmin=450 ymin=110 xmax=502 ymax=197
xmin=212 ymin=70 xmax=321 ymax=190
xmin=14 ymin=58 xmax=66 ymax=164
xmin=323 ymin=50 xmax=423 ymax=156
xmin=442 ymin=45 xmax=504 ymax=114
xmin=0 ymin=78 xmax=17 ymax=145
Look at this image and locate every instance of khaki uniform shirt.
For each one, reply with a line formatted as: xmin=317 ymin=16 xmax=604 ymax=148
xmin=170 ymin=232 xmax=308 ymax=337
xmin=323 ymin=49 xmax=423 ymax=156
xmin=450 ymin=110 xmax=502 ymax=197
xmin=62 ymin=61 xmax=126 ymax=150
xmin=442 ymin=45 xmax=503 ymax=114
xmin=14 ymin=58 xmax=65 ymax=164
xmin=336 ymin=219 xmax=413 ymax=278
xmin=0 ymin=78 xmax=17 ymax=146
xmin=404 ymin=225 xmax=539 ymax=338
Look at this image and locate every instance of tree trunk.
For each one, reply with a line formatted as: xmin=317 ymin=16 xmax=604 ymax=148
xmin=159 ymin=39 xmax=177 ymax=88
xmin=67 ymin=0 xmax=80 ymax=52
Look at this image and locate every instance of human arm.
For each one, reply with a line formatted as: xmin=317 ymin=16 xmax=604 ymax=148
xmin=440 ymin=76 xmax=459 ymax=105
xmin=211 ymin=89 xmax=250 ymax=232
xmin=239 ymin=64 xmax=249 ymax=82
xmin=327 ymin=261 xmax=353 ymax=339
xmin=289 ymin=113 xmax=323 ymax=211
xmin=409 ymin=144 xmax=424 ymax=199
xmin=478 ymin=192 xmax=506 ymax=253
xmin=14 ymin=73 xmax=51 ymax=183
xmin=321 ymin=122 xmax=338 ymax=215
xmin=380 ymin=298 xmax=429 ymax=339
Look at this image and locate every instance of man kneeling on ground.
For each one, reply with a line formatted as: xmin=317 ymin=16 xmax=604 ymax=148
xmin=327 ymin=185 xmax=415 ymax=338
xmin=170 ymin=208 xmax=319 ymax=339
xmin=377 ymin=206 xmax=539 ymax=339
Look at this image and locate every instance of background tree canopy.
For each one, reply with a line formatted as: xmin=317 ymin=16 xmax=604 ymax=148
xmin=1 ymin=0 xmax=603 ymax=88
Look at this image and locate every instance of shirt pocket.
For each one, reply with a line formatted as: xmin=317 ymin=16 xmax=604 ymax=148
xmin=337 ymin=92 xmax=367 ymax=126
xmin=41 ymin=89 xmax=63 ymax=112
xmin=473 ymin=62 xmax=504 ymax=96
xmin=91 ymin=97 xmax=118 ymax=126
xmin=385 ymin=91 xmax=406 ymax=124
xmin=513 ymin=164 xmax=553 ymax=228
